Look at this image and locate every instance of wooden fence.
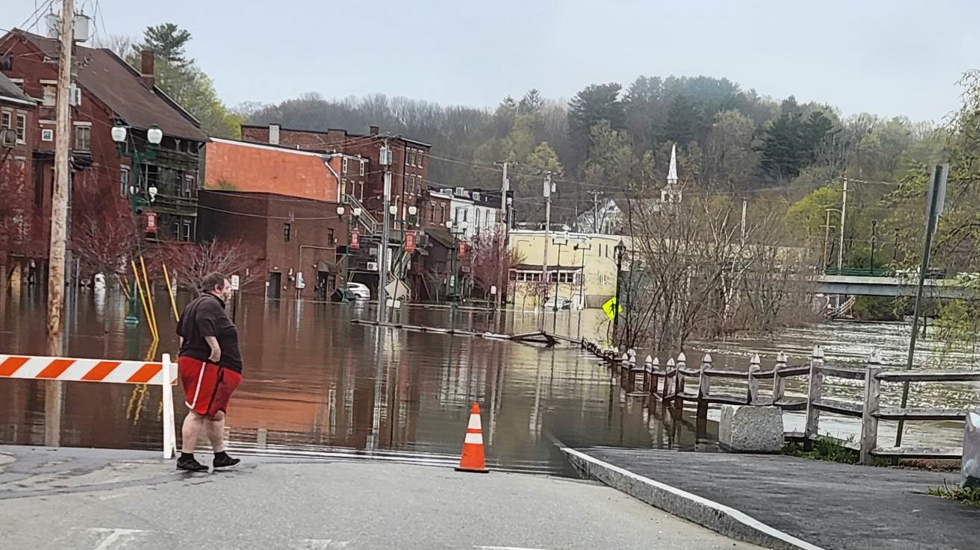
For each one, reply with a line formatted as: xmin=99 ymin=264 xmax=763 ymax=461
xmin=581 ymin=340 xmax=977 ymax=465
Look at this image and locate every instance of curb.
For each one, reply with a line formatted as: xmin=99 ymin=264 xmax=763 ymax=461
xmin=561 ymin=448 xmax=827 ymax=550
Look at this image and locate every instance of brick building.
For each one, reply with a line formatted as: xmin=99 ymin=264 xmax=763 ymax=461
xmin=241 ymin=123 xmax=431 ymax=229
xmin=201 ymin=138 xmax=361 ymax=299
xmin=0 ymin=30 xmax=208 ymax=275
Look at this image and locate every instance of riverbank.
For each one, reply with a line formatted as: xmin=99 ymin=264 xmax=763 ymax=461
xmin=564 ymin=447 xmax=980 ymax=550
xmin=0 ymin=445 xmax=763 ymax=550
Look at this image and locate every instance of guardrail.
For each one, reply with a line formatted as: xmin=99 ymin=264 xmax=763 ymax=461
xmin=580 ymin=340 xmax=976 ymax=465
xmin=0 ymin=353 xmax=177 ymax=458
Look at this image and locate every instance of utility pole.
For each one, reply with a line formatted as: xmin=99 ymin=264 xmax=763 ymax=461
xmin=497 ymin=161 xmax=510 ymax=310
xmin=541 ymin=172 xmax=552 ymax=313
xmin=45 ymin=0 xmax=74 ymax=448
xmin=377 ymin=137 xmax=392 ymax=322
xmin=590 ymin=190 xmax=603 ymax=233
xmin=896 ymin=164 xmax=947 ymax=447
xmin=837 ymin=178 xmax=848 ymax=271
xmin=822 ymin=210 xmax=833 ymax=271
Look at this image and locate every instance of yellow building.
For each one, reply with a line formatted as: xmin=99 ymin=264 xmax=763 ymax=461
xmin=508 ymin=230 xmax=628 ymax=309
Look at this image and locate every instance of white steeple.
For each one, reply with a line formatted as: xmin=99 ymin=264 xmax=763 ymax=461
xmin=661 ymin=143 xmax=682 ymax=205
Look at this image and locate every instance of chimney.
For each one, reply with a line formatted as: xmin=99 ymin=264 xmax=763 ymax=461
xmin=369 ymin=125 xmax=380 ymax=136
xmin=269 ymin=124 xmax=281 ymax=145
xmin=140 ymin=50 xmax=155 ymax=89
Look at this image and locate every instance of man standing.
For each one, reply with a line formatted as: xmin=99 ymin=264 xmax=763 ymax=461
xmin=175 ymin=272 xmax=243 ymax=472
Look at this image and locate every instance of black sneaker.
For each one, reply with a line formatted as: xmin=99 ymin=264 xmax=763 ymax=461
xmin=212 ymin=453 xmax=241 ymax=469
xmin=176 ymin=455 xmax=209 ymax=472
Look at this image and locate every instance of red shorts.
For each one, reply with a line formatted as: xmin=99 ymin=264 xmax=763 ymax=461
xmin=177 ymin=356 xmax=242 ymax=418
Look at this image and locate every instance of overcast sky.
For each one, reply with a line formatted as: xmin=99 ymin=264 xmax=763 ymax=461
xmin=5 ymin=0 xmax=979 ymax=122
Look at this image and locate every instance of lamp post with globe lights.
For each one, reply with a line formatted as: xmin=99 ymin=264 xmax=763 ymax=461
xmin=111 ymin=123 xmax=163 ymax=325
xmin=337 ymin=205 xmax=361 ymax=302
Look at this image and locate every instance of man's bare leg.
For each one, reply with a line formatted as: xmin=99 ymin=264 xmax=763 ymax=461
xmin=205 ymin=411 xmax=225 ymax=453
xmin=181 ymin=411 xmax=206 ymax=454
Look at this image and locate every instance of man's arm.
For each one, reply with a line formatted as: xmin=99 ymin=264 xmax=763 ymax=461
xmin=205 ymin=336 xmax=221 ymax=363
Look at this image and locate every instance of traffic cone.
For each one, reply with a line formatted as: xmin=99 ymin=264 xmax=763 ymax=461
xmin=456 ymin=403 xmax=489 ymax=473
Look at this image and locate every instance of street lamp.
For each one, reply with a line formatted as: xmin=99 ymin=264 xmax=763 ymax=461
xmin=613 ymin=240 xmax=626 ymax=347
xmin=551 ymin=238 xmax=568 ymax=333
xmin=338 ymin=205 xmax=360 ymax=302
xmin=447 ymin=220 xmax=467 ymax=330
xmin=112 ymin=123 xmax=164 ymax=325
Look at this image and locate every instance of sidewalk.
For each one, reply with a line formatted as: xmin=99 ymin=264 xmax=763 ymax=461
xmin=0 ymin=445 xmax=763 ymax=550
xmin=564 ymin=447 xmax=979 ymax=550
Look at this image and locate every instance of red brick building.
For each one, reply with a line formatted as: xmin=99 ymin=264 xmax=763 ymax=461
xmin=241 ymin=124 xmax=431 ymax=228
xmin=0 ymin=30 xmax=208 ymax=279
xmin=198 ymin=190 xmax=349 ymax=300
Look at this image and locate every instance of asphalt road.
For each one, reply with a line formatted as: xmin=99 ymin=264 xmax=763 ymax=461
xmin=0 ymin=446 xmax=763 ymax=550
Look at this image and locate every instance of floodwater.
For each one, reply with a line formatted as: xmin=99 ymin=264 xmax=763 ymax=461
xmin=0 ymin=286 xmax=977 ymax=475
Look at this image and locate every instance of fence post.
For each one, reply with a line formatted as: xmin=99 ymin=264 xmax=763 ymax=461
xmin=748 ymin=354 xmax=761 ymax=405
xmin=644 ymin=355 xmax=654 ymax=394
xmin=674 ymin=353 xmax=687 ymax=413
xmin=697 ymin=353 xmax=712 ymax=417
xmin=773 ymin=351 xmax=788 ymax=405
xmin=804 ymin=346 xmax=825 ymax=451
xmin=665 ymin=357 xmax=676 ymax=400
xmin=860 ymin=350 xmax=883 ymax=466
xmin=161 ymin=353 xmax=176 ymax=460
xmin=652 ymin=357 xmax=663 ymax=398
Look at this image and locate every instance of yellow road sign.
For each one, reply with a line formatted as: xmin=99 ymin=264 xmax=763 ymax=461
xmin=602 ymin=297 xmax=622 ymax=320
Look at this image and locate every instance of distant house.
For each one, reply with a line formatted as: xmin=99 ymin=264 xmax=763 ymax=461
xmin=0 ymin=29 xmax=208 ymax=277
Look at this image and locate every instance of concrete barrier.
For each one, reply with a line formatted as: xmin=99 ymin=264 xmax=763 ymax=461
xmin=719 ymin=405 xmax=783 ymax=453
xmin=964 ymin=412 xmax=980 ymax=488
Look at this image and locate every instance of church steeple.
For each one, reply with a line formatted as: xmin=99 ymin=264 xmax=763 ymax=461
xmin=661 ymin=144 xmax=682 ymax=204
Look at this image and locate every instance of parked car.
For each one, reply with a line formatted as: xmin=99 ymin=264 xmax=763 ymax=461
xmin=543 ymin=296 xmax=572 ymax=310
xmin=343 ymin=282 xmax=371 ymax=301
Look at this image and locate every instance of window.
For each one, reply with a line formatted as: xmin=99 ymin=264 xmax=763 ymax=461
xmin=1 ymin=111 xmax=10 ymax=129
xmin=342 ymin=157 xmax=348 ymax=175
xmin=182 ymin=222 xmax=193 ymax=242
xmin=475 ymin=210 xmax=481 ymax=228
xmin=283 ymin=223 xmax=292 ymax=242
xmin=74 ymin=125 xmax=90 ymax=151
xmin=408 ymin=149 xmax=416 ymax=166
xmin=327 ymin=227 xmax=335 ymax=244
xmin=15 ymin=114 xmax=26 ymax=143
xmin=120 ymin=167 xmax=130 ymax=198
xmin=440 ymin=203 xmax=446 ymax=223
xmin=359 ymin=161 xmax=365 ymax=176
xmin=429 ymin=202 xmax=435 ymax=223
xmin=417 ymin=149 xmax=423 ymax=168
xmin=14 ymin=157 xmax=26 ymax=172
xmin=42 ymin=85 xmax=56 ymax=107
xmin=183 ymin=174 xmax=196 ymax=197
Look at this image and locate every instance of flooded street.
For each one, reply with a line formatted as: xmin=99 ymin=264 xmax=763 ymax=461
xmin=1 ymin=286 xmax=978 ymax=474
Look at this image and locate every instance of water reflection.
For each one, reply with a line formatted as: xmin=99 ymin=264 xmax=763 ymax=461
xmin=1 ymin=288 xmax=976 ymax=472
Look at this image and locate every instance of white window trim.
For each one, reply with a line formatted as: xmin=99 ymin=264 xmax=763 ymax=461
xmin=72 ymin=121 xmax=93 ymax=127
xmin=15 ymin=113 xmax=27 ymax=144
xmin=39 ymin=79 xmax=57 ymax=85
xmin=39 ymin=119 xmax=56 ymax=125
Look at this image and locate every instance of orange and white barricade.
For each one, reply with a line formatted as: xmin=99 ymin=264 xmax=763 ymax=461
xmin=0 ymin=353 xmax=178 ymax=459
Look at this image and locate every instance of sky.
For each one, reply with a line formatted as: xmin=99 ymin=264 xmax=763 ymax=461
xmin=4 ymin=0 xmax=980 ymax=122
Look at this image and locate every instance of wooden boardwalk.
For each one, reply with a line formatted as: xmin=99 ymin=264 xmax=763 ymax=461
xmin=350 ymin=319 xmax=559 ymax=346
xmin=565 ymin=447 xmax=979 ymax=550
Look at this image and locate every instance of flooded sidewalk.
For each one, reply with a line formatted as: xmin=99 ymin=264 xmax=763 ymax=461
xmin=0 ymin=445 xmax=763 ymax=550
xmin=564 ymin=447 xmax=979 ymax=550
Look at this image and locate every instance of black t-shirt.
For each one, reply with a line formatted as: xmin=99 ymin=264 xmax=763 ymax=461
xmin=176 ymin=293 xmax=243 ymax=373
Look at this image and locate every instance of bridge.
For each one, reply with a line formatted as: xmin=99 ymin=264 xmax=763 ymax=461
xmin=814 ymin=269 xmax=975 ymax=298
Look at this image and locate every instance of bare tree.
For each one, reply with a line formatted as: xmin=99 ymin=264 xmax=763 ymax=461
xmin=158 ymin=238 xmax=261 ymax=292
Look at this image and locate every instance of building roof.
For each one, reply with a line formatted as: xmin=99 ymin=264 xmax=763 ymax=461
xmin=240 ymin=123 xmax=433 ymax=148
xmin=0 ymin=71 xmax=34 ymax=105
xmin=204 ymin=138 xmax=339 ymax=202
xmin=425 ymin=228 xmax=454 ymax=249
xmin=10 ymin=30 xmax=207 ymax=142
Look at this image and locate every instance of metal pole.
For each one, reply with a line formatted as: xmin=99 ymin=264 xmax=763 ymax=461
xmin=450 ymin=230 xmax=457 ymax=330
xmin=541 ymin=173 xmax=552 ymax=301
xmin=823 ymin=209 xmax=832 ymax=271
xmin=896 ymin=164 xmax=947 ymax=447
xmin=377 ymin=141 xmax=392 ymax=322
xmin=44 ymin=0 xmax=74 ymax=449
xmin=552 ymin=243 xmax=562 ymax=333
xmin=612 ymin=244 xmax=624 ymax=347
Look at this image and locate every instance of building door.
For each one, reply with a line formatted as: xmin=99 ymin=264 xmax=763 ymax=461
xmin=268 ymin=272 xmax=282 ymax=300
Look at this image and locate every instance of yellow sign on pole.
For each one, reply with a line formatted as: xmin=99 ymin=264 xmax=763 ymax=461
xmin=602 ymin=297 xmax=622 ymax=320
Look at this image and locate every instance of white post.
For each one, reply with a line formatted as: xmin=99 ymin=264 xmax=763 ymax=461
xmin=748 ymin=354 xmax=761 ymax=405
xmin=805 ymin=346 xmax=825 ymax=449
xmin=860 ymin=350 xmax=882 ymax=466
xmin=161 ymin=353 xmax=176 ymax=459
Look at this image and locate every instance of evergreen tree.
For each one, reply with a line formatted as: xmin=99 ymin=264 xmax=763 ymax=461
xmin=140 ymin=23 xmax=192 ymax=67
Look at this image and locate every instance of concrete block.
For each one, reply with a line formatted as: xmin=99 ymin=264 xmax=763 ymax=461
xmin=719 ymin=405 xmax=784 ymax=453
xmin=963 ymin=412 xmax=980 ymax=488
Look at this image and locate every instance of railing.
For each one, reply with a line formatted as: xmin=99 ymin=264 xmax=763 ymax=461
xmin=342 ymin=194 xmax=379 ymax=235
xmin=823 ymin=267 xmax=896 ymax=277
xmin=580 ymin=340 xmax=977 ymax=465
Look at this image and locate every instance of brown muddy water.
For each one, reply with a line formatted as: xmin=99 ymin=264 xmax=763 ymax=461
xmin=0 ymin=286 xmax=977 ymax=475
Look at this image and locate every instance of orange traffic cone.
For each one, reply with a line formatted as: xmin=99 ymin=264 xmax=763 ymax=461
xmin=456 ymin=403 xmax=490 ymax=473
